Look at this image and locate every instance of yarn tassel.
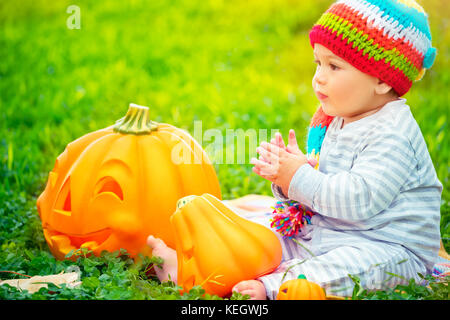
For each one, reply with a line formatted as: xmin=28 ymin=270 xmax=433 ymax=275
xmin=270 ymin=200 xmax=315 ymax=238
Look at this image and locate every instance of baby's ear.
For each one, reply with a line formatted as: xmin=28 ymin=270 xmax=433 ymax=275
xmin=375 ymin=79 xmax=393 ymax=95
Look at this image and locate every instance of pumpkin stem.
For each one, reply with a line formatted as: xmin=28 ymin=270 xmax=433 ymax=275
xmin=298 ymin=274 xmax=307 ymax=280
xmin=113 ymin=103 xmax=159 ymax=135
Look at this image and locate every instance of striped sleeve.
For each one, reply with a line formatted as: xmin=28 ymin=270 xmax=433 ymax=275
xmin=271 ymin=183 xmax=289 ymax=201
xmin=287 ymin=132 xmax=417 ymax=221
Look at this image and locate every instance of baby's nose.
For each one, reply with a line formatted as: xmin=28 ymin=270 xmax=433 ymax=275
xmin=314 ymin=70 xmax=327 ymax=86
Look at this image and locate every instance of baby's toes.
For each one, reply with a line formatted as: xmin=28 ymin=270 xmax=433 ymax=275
xmin=232 ymin=280 xmax=250 ymax=293
xmin=146 ymin=235 xmax=166 ymax=251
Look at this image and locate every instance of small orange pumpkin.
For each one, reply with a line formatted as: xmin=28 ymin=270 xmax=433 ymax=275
xmin=37 ymin=103 xmax=221 ymax=260
xmin=170 ymin=193 xmax=282 ymax=297
xmin=276 ymin=274 xmax=326 ymax=300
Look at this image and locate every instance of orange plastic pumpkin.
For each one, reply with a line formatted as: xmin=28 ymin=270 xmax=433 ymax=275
xmin=276 ymin=274 xmax=326 ymax=300
xmin=171 ymin=193 xmax=282 ymax=297
xmin=37 ymin=103 xmax=221 ymax=260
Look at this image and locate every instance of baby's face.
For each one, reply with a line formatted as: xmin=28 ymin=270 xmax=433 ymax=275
xmin=312 ymin=44 xmax=387 ymax=122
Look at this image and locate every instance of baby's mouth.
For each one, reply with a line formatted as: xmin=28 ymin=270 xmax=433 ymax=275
xmin=43 ymin=227 xmax=112 ymax=254
xmin=316 ymin=91 xmax=328 ymax=101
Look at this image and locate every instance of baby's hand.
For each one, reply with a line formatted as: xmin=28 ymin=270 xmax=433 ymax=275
xmin=257 ymin=130 xmax=294 ymax=164
xmin=270 ymin=130 xmax=302 ymax=156
xmin=232 ymin=280 xmax=267 ymax=300
xmin=251 ymin=141 xmax=309 ymax=196
xmin=261 ymin=130 xmax=317 ymax=168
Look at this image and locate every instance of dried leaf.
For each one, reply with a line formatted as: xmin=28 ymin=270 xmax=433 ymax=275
xmin=0 ymin=272 xmax=81 ymax=293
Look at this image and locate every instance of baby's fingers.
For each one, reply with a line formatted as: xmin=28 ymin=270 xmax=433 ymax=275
xmin=252 ymin=166 xmax=261 ymax=175
xmin=259 ymin=154 xmax=267 ymax=164
xmin=250 ymin=158 xmax=275 ymax=178
xmin=275 ymin=132 xmax=286 ymax=149
xmin=286 ymin=129 xmax=304 ymax=156
xmin=288 ymin=129 xmax=298 ymax=148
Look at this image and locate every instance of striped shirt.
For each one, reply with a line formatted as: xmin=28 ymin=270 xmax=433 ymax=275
xmin=272 ymin=98 xmax=443 ymax=273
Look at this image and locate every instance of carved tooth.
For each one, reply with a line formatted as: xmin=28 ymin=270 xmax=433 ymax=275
xmin=80 ymin=241 xmax=99 ymax=250
xmin=54 ymin=209 xmax=72 ymax=217
xmin=50 ymin=234 xmax=70 ymax=246
xmin=50 ymin=235 xmax=76 ymax=254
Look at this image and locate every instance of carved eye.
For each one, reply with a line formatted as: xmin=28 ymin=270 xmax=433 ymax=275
xmin=94 ymin=176 xmax=124 ymax=201
xmin=54 ymin=177 xmax=72 ymax=216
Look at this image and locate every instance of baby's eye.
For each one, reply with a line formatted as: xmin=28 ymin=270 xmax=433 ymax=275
xmin=330 ymin=63 xmax=340 ymax=71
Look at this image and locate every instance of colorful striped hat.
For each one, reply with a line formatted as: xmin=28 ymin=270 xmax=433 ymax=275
xmin=309 ymin=0 xmax=436 ymax=97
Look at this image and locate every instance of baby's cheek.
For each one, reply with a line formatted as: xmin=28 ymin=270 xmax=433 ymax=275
xmin=332 ymin=74 xmax=366 ymax=110
xmin=331 ymin=75 xmax=353 ymax=101
xmin=325 ymin=80 xmax=345 ymax=112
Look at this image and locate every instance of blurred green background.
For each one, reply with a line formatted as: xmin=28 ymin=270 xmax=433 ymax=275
xmin=0 ymin=0 xmax=448 ymax=253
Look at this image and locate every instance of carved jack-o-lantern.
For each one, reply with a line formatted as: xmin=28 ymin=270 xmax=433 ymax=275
xmin=171 ymin=193 xmax=282 ymax=297
xmin=37 ymin=104 xmax=221 ymax=260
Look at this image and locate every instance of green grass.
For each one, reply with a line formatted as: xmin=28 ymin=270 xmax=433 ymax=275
xmin=0 ymin=0 xmax=449 ymax=300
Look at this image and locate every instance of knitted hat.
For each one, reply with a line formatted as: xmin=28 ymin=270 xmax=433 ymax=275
xmin=309 ymin=0 xmax=436 ymax=96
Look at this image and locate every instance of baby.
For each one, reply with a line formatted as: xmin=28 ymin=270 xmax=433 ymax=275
xmin=148 ymin=0 xmax=443 ymax=299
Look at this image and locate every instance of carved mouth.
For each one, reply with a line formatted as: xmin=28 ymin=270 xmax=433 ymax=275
xmin=43 ymin=227 xmax=112 ymax=256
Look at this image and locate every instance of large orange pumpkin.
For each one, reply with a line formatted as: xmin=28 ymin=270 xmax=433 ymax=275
xmin=37 ymin=103 xmax=221 ymax=260
xmin=171 ymin=193 xmax=282 ymax=297
xmin=276 ymin=274 xmax=326 ymax=300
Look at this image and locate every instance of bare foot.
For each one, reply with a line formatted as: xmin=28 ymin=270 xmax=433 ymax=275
xmin=232 ymin=280 xmax=267 ymax=300
xmin=146 ymin=235 xmax=178 ymax=284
